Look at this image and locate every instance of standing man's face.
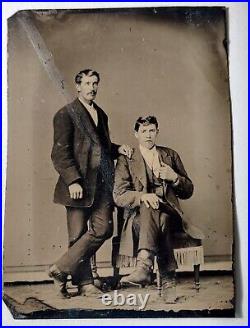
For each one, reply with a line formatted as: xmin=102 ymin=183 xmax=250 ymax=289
xmin=135 ymin=124 xmax=159 ymax=149
xmin=76 ymin=74 xmax=99 ymax=103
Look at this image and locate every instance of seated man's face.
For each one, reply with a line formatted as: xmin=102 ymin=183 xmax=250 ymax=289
xmin=135 ymin=124 xmax=159 ymax=149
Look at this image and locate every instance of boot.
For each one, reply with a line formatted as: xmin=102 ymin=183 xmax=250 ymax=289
xmin=48 ymin=264 xmax=71 ymax=299
xmin=120 ymin=254 xmax=153 ymax=287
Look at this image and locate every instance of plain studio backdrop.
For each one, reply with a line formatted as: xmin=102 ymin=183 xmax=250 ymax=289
xmin=4 ymin=8 xmax=233 ymax=270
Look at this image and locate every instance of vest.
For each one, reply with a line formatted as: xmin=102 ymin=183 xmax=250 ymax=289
xmin=81 ymin=103 xmax=113 ymax=190
xmin=145 ymin=162 xmax=164 ymax=199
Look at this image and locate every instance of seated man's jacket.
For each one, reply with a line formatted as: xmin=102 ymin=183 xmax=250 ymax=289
xmin=113 ymin=146 xmax=203 ymax=257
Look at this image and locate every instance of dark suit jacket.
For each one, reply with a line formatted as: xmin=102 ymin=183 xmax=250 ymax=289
xmin=113 ymin=146 xmax=203 ymax=257
xmin=51 ymin=98 xmax=119 ymax=207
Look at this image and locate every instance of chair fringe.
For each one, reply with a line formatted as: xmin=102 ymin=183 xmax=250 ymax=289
xmin=116 ymin=255 xmax=137 ymax=268
xmin=116 ymin=246 xmax=204 ymax=268
xmin=174 ymin=246 xmax=204 ymax=267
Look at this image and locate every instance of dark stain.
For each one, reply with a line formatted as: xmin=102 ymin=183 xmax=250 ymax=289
xmin=216 ymin=185 xmax=220 ymax=190
xmin=208 ymin=174 xmax=213 ymax=179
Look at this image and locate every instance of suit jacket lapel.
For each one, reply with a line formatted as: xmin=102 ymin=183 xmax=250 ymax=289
xmin=94 ymin=104 xmax=110 ymax=143
xmin=69 ymin=98 xmax=100 ymax=144
xmin=131 ymin=147 xmax=147 ymax=188
xmin=156 ymin=146 xmax=172 ymax=166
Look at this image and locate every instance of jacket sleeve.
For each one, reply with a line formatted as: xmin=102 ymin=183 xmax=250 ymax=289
xmin=111 ymin=143 xmax=120 ymax=160
xmin=104 ymin=114 xmax=120 ymax=160
xmin=171 ymin=150 xmax=194 ymax=199
xmin=113 ymin=155 xmax=144 ymax=208
xmin=51 ymin=110 xmax=82 ymax=186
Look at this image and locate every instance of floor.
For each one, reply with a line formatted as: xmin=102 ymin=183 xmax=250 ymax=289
xmin=3 ymin=273 xmax=234 ymax=319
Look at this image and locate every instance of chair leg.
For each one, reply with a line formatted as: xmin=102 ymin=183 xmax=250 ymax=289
xmin=113 ymin=266 xmax=120 ymax=278
xmin=154 ymin=259 xmax=162 ymax=296
xmin=156 ymin=269 xmax=162 ymax=296
xmin=91 ymin=254 xmax=99 ymax=279
xmin=194 ymin=264 xmax=200 ymax=291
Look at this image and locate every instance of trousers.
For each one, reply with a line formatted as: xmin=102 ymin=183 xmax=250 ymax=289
xmin=56 ymin=181 xmax=113 ymax=285
xmin=132 ymin=202 xmax=180 ymax=273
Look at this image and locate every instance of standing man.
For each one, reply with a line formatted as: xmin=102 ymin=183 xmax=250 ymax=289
xmin=113 ymin=116 xmax=202 ymax=302
xmin=50 ymin=69 xmax=132 ymax=298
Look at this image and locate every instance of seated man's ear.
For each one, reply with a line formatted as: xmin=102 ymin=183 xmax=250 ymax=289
xmin=134 ymin=131 xmax=139 ymax=139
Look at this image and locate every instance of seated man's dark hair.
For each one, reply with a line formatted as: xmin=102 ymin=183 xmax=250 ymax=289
xmin=134 ymin=116 xmax=159 ymax=132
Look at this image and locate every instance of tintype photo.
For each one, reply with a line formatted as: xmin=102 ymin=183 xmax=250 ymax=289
xmin=3 ymin=4 xmax=244 ymax=322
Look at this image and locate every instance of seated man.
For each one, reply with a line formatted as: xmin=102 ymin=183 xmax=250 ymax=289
xmin=113 ymin=116 xmax=201 ymax=302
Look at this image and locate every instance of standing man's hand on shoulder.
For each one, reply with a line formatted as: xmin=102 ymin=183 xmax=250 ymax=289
xmin=118 ymin=144 xmax=133 ymax=159
xmin=69 ymin=183 xmax=83 ymax=199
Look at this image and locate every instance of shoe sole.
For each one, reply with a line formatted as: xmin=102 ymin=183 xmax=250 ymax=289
xmin=120 ymin=280 xmax=148 ymax=288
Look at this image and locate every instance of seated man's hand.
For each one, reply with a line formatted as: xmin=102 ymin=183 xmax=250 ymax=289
xmin=118 ymin=144 xmax=133 ymax=159
xmin=140 ymin=193 xmax=160 ymax=209
xmin=159 ymin=163 xmax=178 ymax=183
xmin=69 ymin=183 xmax=83 ymax=199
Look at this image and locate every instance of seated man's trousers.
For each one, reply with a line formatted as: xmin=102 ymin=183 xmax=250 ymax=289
xmin=132 ymin=202 xmax=180 ymax=273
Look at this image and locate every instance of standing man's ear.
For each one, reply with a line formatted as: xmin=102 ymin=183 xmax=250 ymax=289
xmin=134 ymin=131 xmax=139 ymax=139
xmin=75 ymin=84 xmax=80 ymax=92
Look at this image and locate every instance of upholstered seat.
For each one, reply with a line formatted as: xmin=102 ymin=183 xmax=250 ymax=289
xmin=111 ymin=210 xmax=204 ymax=291
xmin=91 ymin=209 xmax=204 ymax=291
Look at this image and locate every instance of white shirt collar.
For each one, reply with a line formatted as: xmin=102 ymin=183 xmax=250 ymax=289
xmin=139 ymin=144 xmax=161 ymax=177
xmin=139 ymin=144 xmax=157 ymax=155
xmin=78 ymin=98 xmax=98 ymax=125
xmin=78 ymin=98 xmax=95 ymax=111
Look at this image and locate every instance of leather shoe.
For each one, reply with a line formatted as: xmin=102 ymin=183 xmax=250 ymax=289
xmin=78 ymin=283 xmax=103 ymax=297
xmin=120 ymin=267 xmax=152 ymax=287
xmin=48 ymin=264 xmax=70 ymax=299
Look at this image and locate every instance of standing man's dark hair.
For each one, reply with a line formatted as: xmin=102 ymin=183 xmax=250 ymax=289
xmin=75 ymin=69 xmax=100 ymax=85
xmin=49 ymin=69 xmax=132 ymax=298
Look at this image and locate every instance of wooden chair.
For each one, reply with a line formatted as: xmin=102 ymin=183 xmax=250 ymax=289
xmin=90 ymin=208 xmax=204 ymax=291
xmin=111 ymin=209 xmax=204 ymax=291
